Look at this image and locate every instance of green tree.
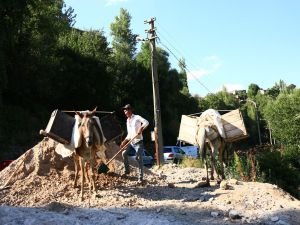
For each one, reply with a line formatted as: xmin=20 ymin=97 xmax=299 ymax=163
xmin=178 ymin=58 xmax=189 ymax=95
xmin=1 ymin=0 xmax=73 ymax=109
xmin=247 ymin=83 xmax=260 ymax=99
xmin=56 ymin=28 xmax=112 ymax=109
xmin=257 ymin=88 xmax=300 ymax=197
xmin=264 ymin=89 xmax=300 ymax=146
xmin=203 ymin=93 xmax=226 ymax=109
xmin=216 ymin=87 xmax=238 ymax=109
xmin=240 ymin=102 xmax=260 ymax=145
xmin=0 ymin=0 xmax=76 ymax=157
xmin=265 ymin=80 xmax=289 ymax=98
xmin=132 ymin=42 xmax=153 ymax=117
xmin=110 ymin=8 xmax=137 ymax=106
xmin=110 ymin=8 xmax=136 ymax=59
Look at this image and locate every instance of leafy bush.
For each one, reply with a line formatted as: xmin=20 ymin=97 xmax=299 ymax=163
xmin=225 ymin=151 xmax=260 ymax=182
xmin=282 ymin=144 xmax=300 ymax=169
xmin=263 ymin=90 xmax=300 ymax=146
xmin=225 ymin=146 xmax=300 ymax=199
xmin=256 ymin=148 xmax=300 ymax=199
xmin=181 ymin=157 xmax=204 ymax=168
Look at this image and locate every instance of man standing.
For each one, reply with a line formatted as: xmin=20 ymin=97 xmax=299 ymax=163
xmin=120 ymin=104 xmax=149 ymax=183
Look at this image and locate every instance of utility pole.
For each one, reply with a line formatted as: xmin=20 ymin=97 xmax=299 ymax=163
xmin=145 ymin=18 xmax=164 ymax=165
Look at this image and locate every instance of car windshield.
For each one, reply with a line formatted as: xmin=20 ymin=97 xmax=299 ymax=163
xmin=179 ymin=149 xmax=185 ymax=154
xmin=163 ymin=148 xmax=172 ymax=153
xmin=173 ymin=147 xmax=180 ymax=153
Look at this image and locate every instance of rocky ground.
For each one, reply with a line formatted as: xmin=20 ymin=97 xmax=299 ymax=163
xmin=0 ymin=138 xmax=299 ymax=225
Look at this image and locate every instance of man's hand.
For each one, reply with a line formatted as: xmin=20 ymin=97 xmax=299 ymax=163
xmin=120 ymin=139 xmax=129 ymax=149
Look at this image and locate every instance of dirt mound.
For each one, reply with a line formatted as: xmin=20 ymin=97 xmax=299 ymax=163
xmin=0 ymin=138 xmax=155 ymax=206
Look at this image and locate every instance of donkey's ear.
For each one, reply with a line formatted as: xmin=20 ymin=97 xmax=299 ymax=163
xmin=86 ymin=107 xmax=97 ymax=117
xmin=91 ymin=107 xmax=97 ymax=114
xmin=75 ymin=111 xmax=83 ymax=118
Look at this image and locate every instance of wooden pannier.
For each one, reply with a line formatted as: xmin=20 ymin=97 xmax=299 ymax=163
xmin=178 ymin=109 xmax=248 ymax=145
xmin=221 ymin=109 xmax=249 ymax=142
xmin=43 ymin=109 xmax=75 ymax=145
xmin=41 ymin=110 xmax=123 ymax=145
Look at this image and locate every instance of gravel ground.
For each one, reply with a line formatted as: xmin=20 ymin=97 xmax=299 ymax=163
xmin=0 ymin=138 xmax=299 ymax=225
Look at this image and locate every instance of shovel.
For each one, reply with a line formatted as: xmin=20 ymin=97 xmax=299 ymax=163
xmin=97 ymin=134 xmax=139 ymax=174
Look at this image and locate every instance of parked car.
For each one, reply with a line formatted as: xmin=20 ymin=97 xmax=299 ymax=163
xmin=127 ymin=148 xmax=154 ymax=167
xmin=179 ymin=145 xmax=198 ymax=158
xmin=163 ymin=146 xmax=185 ymax=163
xmin=176 ymin=141 xmax=198 ymax=158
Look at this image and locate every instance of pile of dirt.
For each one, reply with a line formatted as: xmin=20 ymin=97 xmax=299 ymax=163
xmin=0 ymin=138 xmax=299 ymax=225
xmin=0 ymin=138 xmax=155 ymax=206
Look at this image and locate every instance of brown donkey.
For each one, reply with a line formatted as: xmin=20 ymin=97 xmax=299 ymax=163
xmin=73 ymin=108 xmax=104 ymax=200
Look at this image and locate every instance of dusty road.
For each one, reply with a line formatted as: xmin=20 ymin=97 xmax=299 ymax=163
xmin=0 ymin=138 xmax=299 ymax=225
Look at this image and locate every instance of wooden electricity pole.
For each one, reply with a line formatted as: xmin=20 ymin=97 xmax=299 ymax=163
xmin=145 ymin=18 xmax=164 ymax=165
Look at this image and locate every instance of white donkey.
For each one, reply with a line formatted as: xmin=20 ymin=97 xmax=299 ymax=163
xmin=195 ymin=109 xmax=226 ymax=184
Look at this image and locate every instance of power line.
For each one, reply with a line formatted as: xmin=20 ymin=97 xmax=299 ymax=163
xmin=157 ymin=38 xmax=212 ymax=94
xmin=155 ymin=22 xmax=212 ymax=94
xmin=156 ymin=23 xmax=204 ymax=75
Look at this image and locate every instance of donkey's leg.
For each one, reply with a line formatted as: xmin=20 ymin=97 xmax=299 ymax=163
xmin=205 ymin=158 xmax=210 ymax=185
xmin=207 ymin=142 xmax=215 ymax=181
xmin=73 ymin=153 xmax=79 ymax=188
xmin=210 ymin=158 xmax=215 ymax=181
xmin=89 ymin=157 xmax=96 ymax=193
xmin=218 ymin=140 xmax=225 ymax=180
xmin=84 ymin=162 xmax=90 ymax=184
xmin=79 ymin=158 xmax=85 ymax=200
xmin=201 ymin=146 xmax=210 ymax=185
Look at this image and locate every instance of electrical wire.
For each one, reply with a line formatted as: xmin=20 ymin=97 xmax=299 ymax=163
xmin=157 ymin=38 xmax=212 ymax=94
xmin=155 ymin=22 xmax=212 ymax=94
xmin=156 ymin=22 xmax=205 ymax=74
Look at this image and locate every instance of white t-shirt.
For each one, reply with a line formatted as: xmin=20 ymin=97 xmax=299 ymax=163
xmin=125 ymin=114 xmax=149 ymax=144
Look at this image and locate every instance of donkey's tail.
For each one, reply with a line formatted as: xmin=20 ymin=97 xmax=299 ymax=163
xmin=196 ymin=126 xmax=206 ymax=159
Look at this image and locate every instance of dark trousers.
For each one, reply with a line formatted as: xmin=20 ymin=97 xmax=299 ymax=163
xmin=122 ymin=141 xmax=144 ymax=180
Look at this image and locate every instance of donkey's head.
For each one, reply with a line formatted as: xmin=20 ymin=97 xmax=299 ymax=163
xmin=76 ymin=107 xmax=97 ymax=148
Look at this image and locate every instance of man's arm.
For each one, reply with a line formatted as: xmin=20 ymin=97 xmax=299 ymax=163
xmin=137 ymin=116 xmax=149 ymax=134
xmin=120 ymin=120 xmax=131 ymax=148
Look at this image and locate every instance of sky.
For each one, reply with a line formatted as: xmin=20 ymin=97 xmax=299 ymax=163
xmin=64 ymin=0 xmax=300 ymax=97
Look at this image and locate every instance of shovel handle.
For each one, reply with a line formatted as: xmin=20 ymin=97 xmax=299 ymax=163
xmin=105 ymin=133 xmax=139 ymax=165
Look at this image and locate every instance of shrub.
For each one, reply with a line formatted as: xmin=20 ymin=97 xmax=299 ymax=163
xmin=225 ymin=151 xmax=260 ymax=182
xmin=225 ymin=146 xmax=300 ymax=199
xmin=181 ymin=156 xmax=204 ymax=168
xmin=256 ymin=148 xmax=300 ymax=199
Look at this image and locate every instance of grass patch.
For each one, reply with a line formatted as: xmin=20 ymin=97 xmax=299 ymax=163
xmin=181 ymin=156 xmax=204 ymax=168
